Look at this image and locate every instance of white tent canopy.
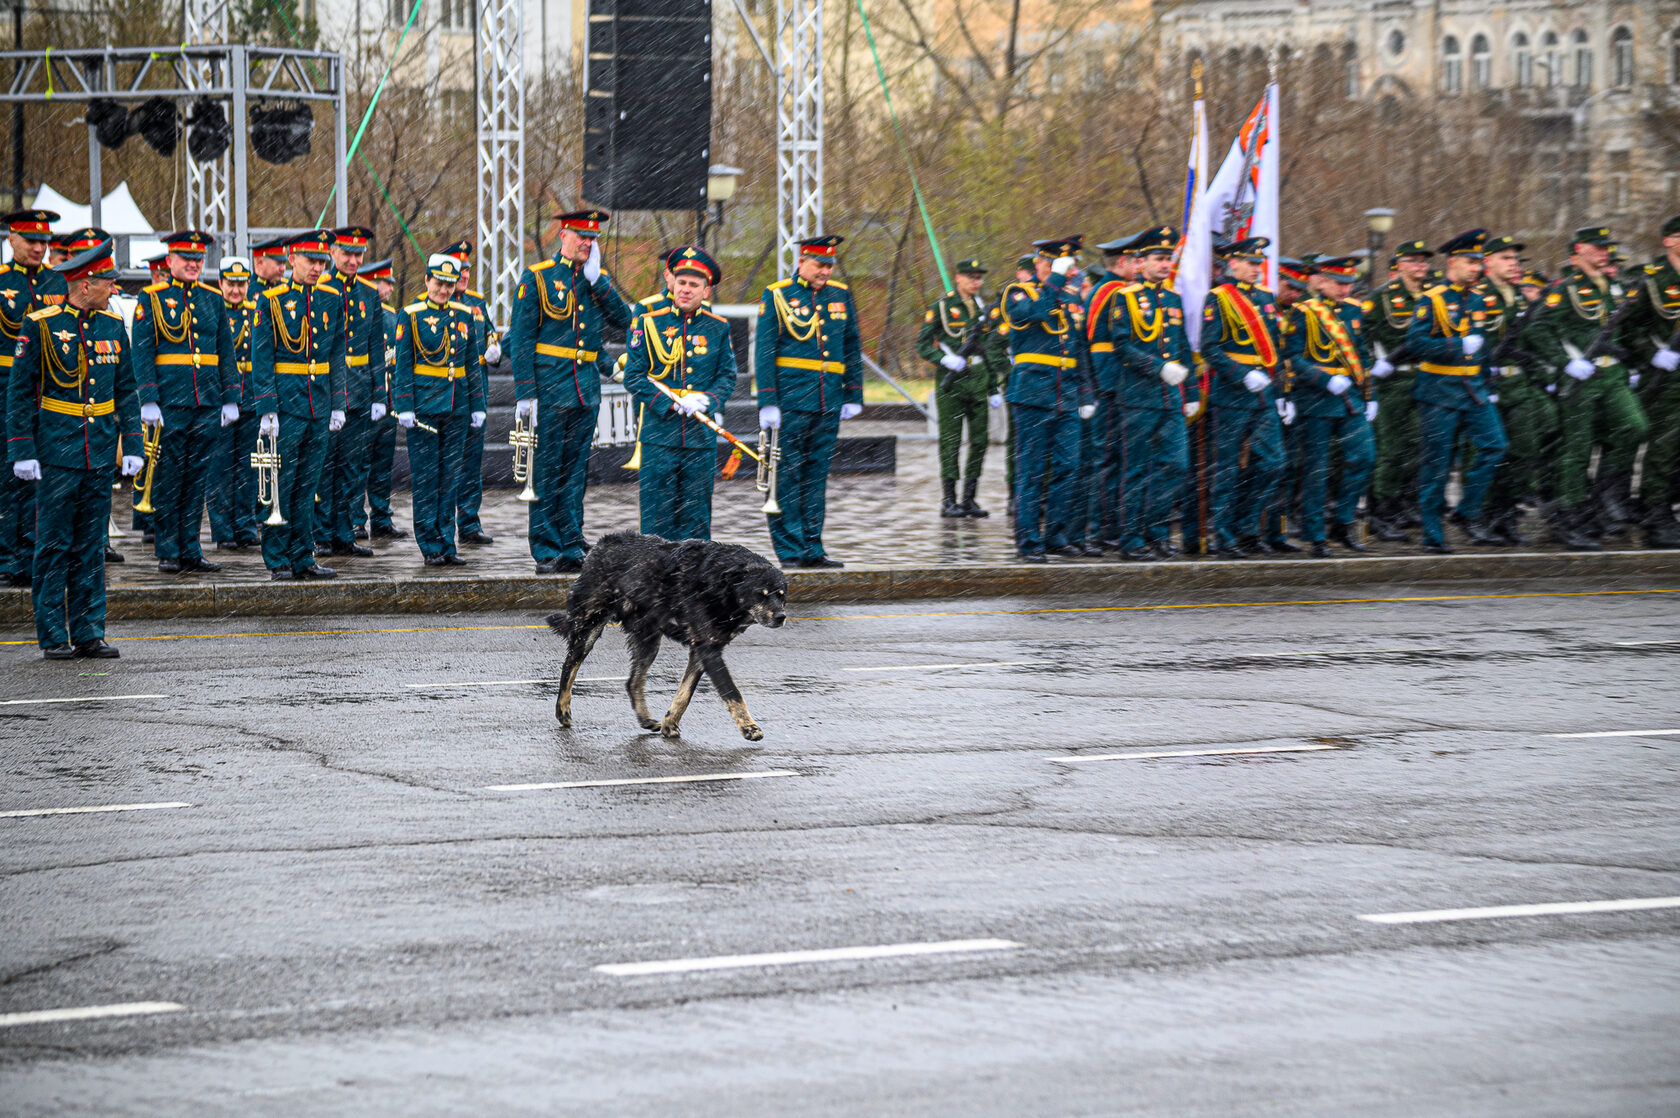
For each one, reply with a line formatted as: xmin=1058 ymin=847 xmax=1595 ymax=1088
xmin=3 ymin=182 xmax=165 ymax=264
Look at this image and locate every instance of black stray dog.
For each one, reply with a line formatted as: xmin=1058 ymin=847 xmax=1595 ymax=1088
xmin=547 ymin=532 xmax=788 ymax=740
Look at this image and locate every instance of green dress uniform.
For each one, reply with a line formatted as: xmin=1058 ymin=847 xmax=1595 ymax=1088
xmin=755 ymin=240 xmax=864 ymax=566
xmin=359 ymin=296 xmax=401 ymax=536
xmin=1201 ymin=258 xmax=1286 ymax=554
xmin=1362 ymin=265 xmax=1429 ymax=532
xmin=1614 ymin=241 xmax=1680 ymax=547
xmin=453 ymin=286 xmax=496 ymax=541
xmin=315 ymin=263 xmax=386 ymax=553
xmin=6 ymin=297 xmax=139 ymax=650
xmin=0 ymin=255 xmax=67 ymax=585
xmin=505 ymin=212 xmax=634 ymax=569
xmin=392 ymin=293 xmax=484 ymax=561
xmin=207 ymin=294 xmax=262 ymax=546
xmin=916 ymin=273 xmax=1005 ymax=517
xmin=1111 ymin=273 xmax=1193 ymax=556
xmin=250 ymin=263 xmax=348 ymax=576
xmin=1062 ymin=285 xmax=1104 ymax=552
xmin=1283 ymin=291 xmax=1376 ymax=547
xmin=131 ymin=270 xmax=236 ymax=568
xmin=1473 ymin=268 xmax=1556 ymax=544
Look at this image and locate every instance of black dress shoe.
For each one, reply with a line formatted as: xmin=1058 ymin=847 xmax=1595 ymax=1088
xmin=354 ymin=526 xmax=369 ymax=540
xmin=313 ymin=544 xmax=334 ymax=558
xmin=555 ymin=557 xmax=585 ymax=573
xmin=371 ymin=525 xmax=408 ymax=539
xmin=331 ymin=543 xmax=374 ymax=558
xmin=74 ymin=639 xmax=119 ymax=659
xmin=42 ymin=643 xmax=77 ymax=660
xmin=269 ymin=568 xmax=294 ymax=581
xmin=296 ymin=564 xmax=337 ymax=579
xmin=216 ymin=540 xmax=242 ymax=550
xmin=104 ymin=546 xmax=125 ymax=563
xmin=1118 ymin=546 xmax=1155 ymax=561
xmin=1212 ymin=543 xmax=1252 ymax=560
xmin=156 ymin=559 xmax=182 ymax=573
xmin=1372 ymin=520 xmax=1411 ymax=543
xmin=461 ymin=530 xmax=495 ymax=545
xmin=183 ymin=557 xmax=222 ymax=573
xmin=1310 ymin=540 xmax=1333 ymax=558
xmin=1462 ymin=518 xmax=1506 ymax=547
xmin=805 ymin=556 xmax=845 ymax=568
xmin=1421 ymin=540 xmax=1454 ymax=554
xmin=0 ymin=572 xmax=14 ymax=587
xmin=1262 ymin=537 xmax=1303 ymax=553
xmin=424 ymin=555 xmax=448 ymax=567
xmin=1019 ymin=552 xmax=1046 ymax=563
xmin=443 ymin=554 xmax=468 ymax=566
xmin=1327 ymin=523 xmax=1368 ymax=552
xmin=1049 ymin=545 xmax=1082 ymax=558
xmin=1150 ymin=540 xmax=1178 ymax=559
xmin=533 ymin=560 xmax=559 ymax=574
xmin=1079 ymin=542 xmax=1105 ymax=557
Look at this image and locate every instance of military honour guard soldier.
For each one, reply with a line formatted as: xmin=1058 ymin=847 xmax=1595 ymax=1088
xmin=918 ymin=258 xmax=1003 ymax=519
xmin=207 ymin=255 xmax=263 ymax=550
xmin=1618 ymin=215 xmax=1680 ymax=548
xmin=355 ymin=257 xmax=407 ymax=541
xmin=251 ymin=237 xmax=288 ymax=293
xmin=507 ymin=209 xmax=633 ymax=574
xmin=392 ymin=253 xmax=485 ymax=566
xmin=5 ymin=238 xmax=141 ymax=658
xmin=249 ymin=230 xmax=348 ymax=580
xmin=1083 ymin=234 xmax=1136 ymax=547
xmin=754 ymin=234 xmax=864 ymax=568
xmin=1473 ymin=235 xmax=1553 ymax=546
xmin=1201 ymin=237 xmax=1286 ymax=558
xmin=51 ymin=227 xmax=123 ymax=567
xmin=1403 ymin=230 xmax=1507 ymax=553
xmin=0 ymin=207 xmax=66 ymax=588
xmin=442 ymin=240 xmax=500 ymax=547
xmin=131 ymin=230 xmax=237 ymax=574
xmin=312 ymin=226 xmax=383 ymax=561
xmin=1363 ymin=239 xmax=1434 ymax=541
xmin=622 ymin=245 xmax=737 ymax=541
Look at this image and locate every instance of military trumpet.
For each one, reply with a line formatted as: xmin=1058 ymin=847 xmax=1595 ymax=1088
xmin=251 ymin=432 xmax=286 ymax=526
xmin=132 ymin=422 xmax=162 ymax=514
xmin=757 ymin=427 xmax=782 ymax=515
xmin=509 ymin=409 xmax=538 ymax=502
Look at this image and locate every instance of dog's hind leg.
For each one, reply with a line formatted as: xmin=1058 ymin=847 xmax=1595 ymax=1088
xmin=624 ymin=627 xmax=663 ymax=731
xmin=659 ymin=645 xmax=706 ymax=739
xmin=696 ymin=643 xmax=763 ymax=742
xmin=555 ymin=619 xmax=607 ymax=727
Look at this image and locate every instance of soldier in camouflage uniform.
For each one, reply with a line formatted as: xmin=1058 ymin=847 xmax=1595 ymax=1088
xmin=917 ymin=259 xmax=1006 ymax=518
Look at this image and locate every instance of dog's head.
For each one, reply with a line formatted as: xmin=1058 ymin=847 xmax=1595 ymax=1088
xmin=742 ymin=564 xmax=788 ymax=629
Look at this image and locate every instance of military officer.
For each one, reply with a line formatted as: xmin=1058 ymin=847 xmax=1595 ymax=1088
xmin=622 ymin=246 xmax=736 ymax=540
xmin=0 ymin=207 xmax=66 ymax=587
xmin=1061 ymin=268 xmax=1105 ymax=556
xmin=441 ymin=240 xmax=499 ymax=547
xmin=50 ymin=228 xmax=124 ymax=568
xmin=355 ymin=257 xmax=406 ymax=540
xmin=1260 ymin=256 xmax=1313 ymax=553
xmin=755 ymin=234 xmax=864 ymax=568
xmin=1083 ymin=234 xmax=1138 ymax=547
xmin=310 ymin=225 xmax=383 ymax=560
xmin=1614 ymin=215 xmax=1680 ymax=548
xmin=251 ymin=237 xmax=288 ymax=293
xmin=1283 ymin=256 xmax=1376 ymax=557
xmin=5 ymin=239 xmax=142 ymax=657
xmin=506 ymin=209 xmax=633 ymax=574
xmin=1202 ymin=236 xmax=1286 ymax=558
xmin=918 ymin=258 xmax=1005 ymax=519
xmin=392 ymin=254 xmax=485 ymax=566
xmin=131 ymin=230 xmax=236 ymax=574
xmin=1363 ymin=239 xmax=1434 ymax=541
xmin=1473 ymin=235 xmax=1555 ymax=546
xmin=249 ymin=230 xmax=348 ymax=580
xmin=1403 ymin=229 xmax=1507 ymax=553
xmin=207 ymin=256 xmax=262 ymax=549
xmin=1002 ymin=235 xmax=1095 ymax=562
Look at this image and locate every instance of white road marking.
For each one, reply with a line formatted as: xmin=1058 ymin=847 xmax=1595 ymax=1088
xmin=1546 ymin=729 xmax=1680 ymax=739
xmin=486 ymin=770 xmax=799 ymax=792
xmin=1237 ymin=647 xmax=1445 ymax=659
xmin=1053 ymin=743 xmax=1340 ymax=764
xmin=0 ymin=1002 xmax=184 ymax=1028
xmin=595 ymin=938 xmax=1020 ymax=977
xmin=0 ymin=801 xmax=192 ymax=820
xmin=1358 ymin=896 xmax=1680 ymax=925
xmin=844 ymin=660 xmax=1034 ymax=672
xmin=0 ymin=693 xmax=168 ymax=707
xmin=1612 ymin=639 xmax=1680 ymax=647
xmin=404 ymin=676 xmax=625 ymax=689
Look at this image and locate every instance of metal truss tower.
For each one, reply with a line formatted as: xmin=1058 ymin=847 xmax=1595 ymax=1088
xmin=183 ymin=0 xmax=231 ymax=254
xmin=476 ymin=0 xmax=525 ymax=327
xmin=774 ymin=0 xmax=822 ymax=281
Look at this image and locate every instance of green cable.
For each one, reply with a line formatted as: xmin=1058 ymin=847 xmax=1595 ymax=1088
xmin=853 ymin=0 xmax=948 ymax=291
xmin=315 ymin=0 xmax=427 ymax=224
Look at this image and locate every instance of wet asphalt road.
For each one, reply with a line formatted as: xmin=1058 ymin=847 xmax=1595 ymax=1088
xmin=2 ymin=578 xmax=1679 ymax=1115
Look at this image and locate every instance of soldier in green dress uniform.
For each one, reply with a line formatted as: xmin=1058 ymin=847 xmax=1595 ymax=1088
xmin=131 ymin=230 xmax=236 ymax=574
xmin=1 ymin=208 xmax=68 ymax=587
xmin=437 ymin=240 xmax=499 ymax=546
xmin=918 ymin=258 xmax=1005 ymax=518
xmin=311 ymin=226 xmax=384 ymax=560
xmin=1615 ymin=214 xmax=1680 ymax=548
xmin=1472 ymin=235 xmax=1555 ymax=545
xmin=207 ymin=255 xmax=262 ymax=549
xmin=251 ymin=237 xmax=288 ymax=294
xmin=5 ymin=239 xmax=141 ymax=656
xmin=355 ymin=258 xmax=406 ymax=540
xmin=1362 ymin=239 xmax=1434 ymax=541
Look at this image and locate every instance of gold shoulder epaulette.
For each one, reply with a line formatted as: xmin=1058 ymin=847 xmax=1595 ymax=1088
xmin=636 ymin=293 xmax=666 ymax=307
xmin=356 ymin=276 xmax=380 ymax=291
xmin=446 ymin=300 xmax=471 ymax=313
xmin=466 ymin=288 xmax=484 ymax=300
xmin=1422 ymin=284 xmax=1448 ymax=298
xmin=196 ymin=281 xmax=220 ymax=295
xmin=243 ymin=299 xmax=257 ymax=309
xmin=531 ymin=259 xmax=555 ymax=272
xmin=767 ymin=278 xmax=792 ymax=290
xmin=402 ymin=300 xmax=428 ymax=314
xmin=1121 ymin=282 xmax=1145 ymax=293
xmin=97 ymin=308 xmax=123 ymax=320
xmin=382 ymin=302 xmax=396 ymax=313
xmin=143 ymin=281 xmax=168 ymax=294
xmin=25 ymin=304 xmax=62 ymax=321
xmin=0 ymin=263 xmax=11 ymax=275
xmin=700 ymin=309 xmax=728 ymax=323
xmin=317 ymin=281 xmax=341 ymax=295
xmin=642 ymin=305 xmax=673 ymax=319
xmin=827 ymin=280 xmax=849 ymax=290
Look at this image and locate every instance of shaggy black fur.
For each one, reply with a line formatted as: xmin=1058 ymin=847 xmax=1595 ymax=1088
xmin=546 ymin=531 xmax=788 ymax=740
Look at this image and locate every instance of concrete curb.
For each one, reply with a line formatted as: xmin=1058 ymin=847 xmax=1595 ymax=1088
xmin=4 ymin=549 xmax=1680 ymax=624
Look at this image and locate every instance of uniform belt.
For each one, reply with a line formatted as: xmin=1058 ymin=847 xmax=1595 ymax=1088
xmin=1012 ymin=353 xmax=1077 ymax=369
xmin=1088 ymin=342 xmax=1115 ymax=353
xmin=535 ymin=343 xmax=599 ymax=361
xmin=275 ymin=361 xmax=330 ymax=376
xmin=155 ymin=353 xmax=216 ymax=367
xmin=40 ymin=396 xmax=114 ymax=418
xmin=1419 ymin=361 xmax=1479 ymax=376
xmin=413 ymin=364 xmax=466 ymax=379
xmin=775 ymin=356 xmax=845 ymax=373
xmin=347 ymin=354 xmax=370 ymax=367
xmin=0 ymin=354 xmax=12 ymax=368
xmin=238 ymin=360 xmax=252 ymax=373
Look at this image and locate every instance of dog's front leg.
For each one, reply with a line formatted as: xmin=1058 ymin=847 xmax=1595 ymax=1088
xmin=659 ymin=645 xmax=707 ymax=739
xmin=556 ymin=621 xmax=607 ymax=727
xmin=696 ymin=643 xmax=762 ymax=742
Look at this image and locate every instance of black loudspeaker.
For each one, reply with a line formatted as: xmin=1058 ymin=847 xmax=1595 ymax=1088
xmin=583 ymin=0 xmax=712 ymax=211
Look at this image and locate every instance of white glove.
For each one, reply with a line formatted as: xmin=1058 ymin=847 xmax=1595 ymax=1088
xmin=1277 ymin=399 xmax=1296 ymax=426
xmin=370 ymin=401 xmax=388 ymax=422
xmin=988 ymin=393 xmax=1003 ymax=409
xmin=329 ymin=410 xmax=346 ymax=432
xmin=1160 ymin=360 xmax=1189 ymax=387
xmin=1564 ymin=357 xmax=1595 ymax=381
xmin=12 ymin=458 xmax=41 ymax=481
xmin=1461 ymin=335 xmax=1484 ymax=358
xmin=1242 ymin=369 xmax=1269 ymax=393
xmin=1183 ymin=400 xmax=1202 ymax=420
xmin=220 ymin=403 xmax=240 ymax=427
xmin=1652 ymin=347 xmax=1679 ymax=372
xmin=516 ymin=398 xmax=536 ymax=423
xmin=484 ymin=341 xmax=502 ymax=365
xmin=759 ymin=405 xmax=782 ymax=431
xmin=582 ymin=241 xmax=602 ymax=283
xmin=1370 ymin=358 xmax=1394 ymax=379
xmin=1546 ymin=383 xmax=1558 ymax=395
xmin=1628 ymin=374 xmax=1640 ymax=390
xmin=1050 ymin=255 xmax=1075 ymax=276
xmin=470 ymin=411 xmax=486 ymax=429
xmin=1365 ymin=400 xmax=1379 ymax=422
xmin=1078 ymin=404 xmax=1096 ymax=420
xmin=1487 ymin=392 xmax=1500 ymax=403
xmin=677 ymin=392 xmax=710 ymax=416
xmin=259 ymin=412 xmax=279 ymax=438
xmin=140 ymin=402 xmax=163 ymax=427
xmin=840 ymin=402 xmax=863 ymax=421
xmin=1326 ymin=374 xmax=1352 ymax=396
xmin=121 ymin=455 xmax=144 ymax=477
xmin=939 ymin=352 xmax=966 ymax=372
xmin=397 ymin=411 xmax=416 ymax=429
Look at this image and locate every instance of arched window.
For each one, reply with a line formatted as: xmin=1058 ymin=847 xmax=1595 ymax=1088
xmin=1513 ymin=32 xmax=1532 ymax=89
xmin=1387 ymin=29 xmax=1405 ymax=58
xmin=1471 ymin=33 xmax=1491 ymax=89
xmin=1611 ymin=26 xmax=1634 ymax=88
xmin=1442 ymin=35 xmax=1463 ymax=94
xmin=1573 ymin=29 xmax=1593 ymax=88
xmin=1540 ymin=31 xmax=1560 ymax=87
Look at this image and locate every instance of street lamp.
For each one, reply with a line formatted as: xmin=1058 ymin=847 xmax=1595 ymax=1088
xmin=697 ymin=164 xmax=742 ymax=250
xmin=1363 ymin=207 xmax=1396 ymax=292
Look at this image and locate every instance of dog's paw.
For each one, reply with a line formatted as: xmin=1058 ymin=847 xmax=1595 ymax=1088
xmin=660 ymin=718 xmax=682 ymax=739
xmin=637 ymin=716 xmax=661 ymax=732
xmin=739 ymin=722 xmax=764 ymax=742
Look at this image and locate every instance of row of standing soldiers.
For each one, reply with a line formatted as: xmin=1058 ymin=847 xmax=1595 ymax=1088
xmin=916 ymin=219 xmax=1680 ymax=559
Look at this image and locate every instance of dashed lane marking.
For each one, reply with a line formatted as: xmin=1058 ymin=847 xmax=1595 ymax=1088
xmin=0 ymin=1002 xmax=184 ymax=1028
xmin=594 ymin=938 xmax=1020 ymax=977
xmin=485 ymin=770 xmax=799 ymax=792
xmin=0 ymin=801 xmax=192 ymax=819
xmin=1237 ymin=647 xmax=1445 ymax=659
xmin=1054 ymin=744 xmax=1340 ymax=764
xmin=404 ymin=676 xmax=625 ymax=689
xmin=844 ymin=660 xmax=1034 ymax=672
xmin=1612 ymin=639 xmax=1680 ymax=646
xmin=0 ymin=693 xmax=168 ymax=706
xmin=1546 ymin=728 xmax=1680 ymax=739
xmin=1358 ymin=896 xmax=1680 ymax=925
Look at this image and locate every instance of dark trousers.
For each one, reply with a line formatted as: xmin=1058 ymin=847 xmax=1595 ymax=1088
xmin=1069 ymin=396 xmax=1103 ymax=545
xmin=1011 ymin=403 xmax=1079 ymax=555
xmin=1119 ymin=405 xmax=1189 ymax=550
xmin=0 ymin=468 xmax=37 ymax=579
xmin=1297 ymin=412 xmax=1376 ymax=541
xmin=528 ymin=404 xmax=598 ymax=564
xmin=766 ymin=406 xmax=841 ymax=563
xmin=315 ymin=409 xmax=371 ymax=548
xmin=359 ymin=415 xmax=398 ymax=530
xmin=150 ymin=406 xmax=218 ymax=563
xmin=639 ymin=442 xmax=716 ymax=541
xmin=31 ymin=465 xmax=113 ymax=648
xmin=1209 ymin=405 xmax=1285 ymax=548
xmin=1418 ymin=401 xmax=1506 ymax=546
xmin=456 ymin=420 xmax=487 ymax=534
xmin=261 ymin=412 xmax=330 ymax=573
xmin=208 ymin=410 xmax=261 ymax=545
xmin=409 ymin=412 xmax=468 ymax=558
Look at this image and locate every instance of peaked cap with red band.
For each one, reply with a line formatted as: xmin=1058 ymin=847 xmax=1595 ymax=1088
xmin=663 ymin=244 xmax=720 ymax=285
xmin=55 ymin=238 xmax=118 ymax=281
xmin=4 ymin=208 xmax=59 ymax=241
xmin=358 ymin=257 xmax=393 ymax=280
xmin=798 ymin=234 xmax=844 ymax=258
xmin=286 ymin=230 xmax=336 ymax=260
xmin=558 ymin=210 xmax=609 ymax=238
xmin=332 ymin=226 xmax=374 ymax=252
xmin=162 ymin=230 xmax=214 ymax=259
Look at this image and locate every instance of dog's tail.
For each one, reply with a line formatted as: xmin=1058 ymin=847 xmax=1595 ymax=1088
xmin=545 ymin=612 xmax=569 ymax=638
